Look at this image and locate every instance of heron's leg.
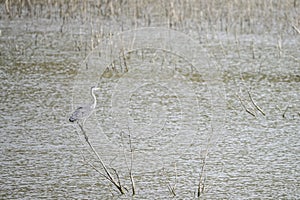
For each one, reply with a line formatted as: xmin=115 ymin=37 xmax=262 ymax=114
xmin=77 ymin=121 xmax=89 ymax=142
xmin=82 ymin=119 xmax=89 ymax=141
xmin=82 ymin=118 xmax=87 ymax=127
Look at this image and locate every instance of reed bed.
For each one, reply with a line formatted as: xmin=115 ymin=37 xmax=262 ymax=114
xmin=1 ymin=0 xmax=299 ymax=35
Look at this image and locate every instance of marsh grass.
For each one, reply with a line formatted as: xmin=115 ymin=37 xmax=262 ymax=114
xmin=2 ymin=0 xmax=299 ymax=35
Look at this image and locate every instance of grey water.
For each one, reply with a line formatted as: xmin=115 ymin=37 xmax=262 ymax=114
xmin=1 ymin=12 xmax=299 ymax=200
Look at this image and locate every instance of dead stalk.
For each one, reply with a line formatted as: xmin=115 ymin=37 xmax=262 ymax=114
xmin=292 ymin=24 xmax=300 ymax=34
xmin=248 ymin=91 xmax=265 ymax=116
xmin=277 ymin=35 xmax=282 ymax=57
xmin=121 ymin=128 xmax=136 ymax=195
xmin=121 ymin=48 xmax=128 ymax=72
xmin=163 ymin=164 xmax=177 ymax=197
xmin=237 ymin=94 xmax=256 ymax=117
xmin=197 ymin=148 xmax=208 ymax=197
xmin=251 ymin=41 xmax=255 ymax=59
xmin=5 ymin=0 xmax=11 ymax=15
xmin=282 ymin=105 xmax=290 ymax=118
xmin=128 ymin=134 xmax=136 ymax=195
xmin=77 ymin=122 xmax=126 ymax=194
xmin=168 ymin=164 xmax=177 ymax=196
xmin=167 ymin=182 xmax=176 ymax=197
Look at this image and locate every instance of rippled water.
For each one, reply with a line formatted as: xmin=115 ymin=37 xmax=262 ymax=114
xmin=1 ymin=13 xmax=299 ymax=199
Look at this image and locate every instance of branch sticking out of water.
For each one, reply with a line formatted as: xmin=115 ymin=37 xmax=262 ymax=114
xmin=77 ymin=122 xmax=126 ymax=195
xmin=248 ymin=91 xmax=265 ymax=116
xmin=162 ymin=165 xmax=177 ymax=197
xmin=237 ymin=94 xmax=256 ymax=117
xmin=282 ymin=105 xmax=290 ymax=118
xmin=292 ymin=24 xmax=300 ymax=34
xmin=277 ymin=35 xmax=282 ymax=58
xmin=122 ymin=129 xmax=136 ymax=196
xmin=121 ymin=48 xmax=129 ymax=73
xmin=167 ymin=182 xmax=177 ymax=197
xmin=168 ymin=164 xmax=177 ymax=197
xmin=128 ymin=134 xmax=136 ymax=195
xmin=197 ymin=148 xmax=208 ymax=197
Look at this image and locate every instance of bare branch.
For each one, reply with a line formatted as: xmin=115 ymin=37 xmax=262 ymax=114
xmin=292 ymin=24 xmax=300 ymax=34
xmin=248 ymin=91 xmax=265 ymax=116
xmin=282 ymin=105 xmax=290 ymax=118
xmin=128 ymin=134 xmax=136 ymax=195
xmin=237 ymin=94 xmax=256 ymax=117
xmin=162 ymin=165 xmax=177 ymax=197
xmin=197 ymin=148 xmax=208 ymax=197
xmin=77 ymin=123 xmax=126 ymax=194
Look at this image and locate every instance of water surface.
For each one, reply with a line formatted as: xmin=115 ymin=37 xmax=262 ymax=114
xmin=0 ymin=4 xmax=299 ymax=199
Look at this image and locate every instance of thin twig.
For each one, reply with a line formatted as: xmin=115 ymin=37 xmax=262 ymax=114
xmin=162 ymin=166 xmax=177 ymax=197
xmin=197 ymin=148 xmax=208 ymax=197
xmin=248 ymin=91 xmax=265 ymax=116
xmin=112 ymin=168 xmax=123 ymax=190
xmin=167 ymin=183 xmax=176 ymax=196
xmin=282 ymin=105 xmax=290 ymax=118
xmin=121 ymin=48 xmax=128 ymax=72
xmin=237 ymin=94 xmax=256 ymax=117
xmin=128 ymin=134 xmax=136 ymax=195
xmin=123 ymin=128 xmax=136 ymax=195
xmin=87 ymin=161 xmax=109 ymax=179
xmin=292 ymin=24 xmax=300 ymax=34
xmin=169 ymin=163 xmax=177 ymax=196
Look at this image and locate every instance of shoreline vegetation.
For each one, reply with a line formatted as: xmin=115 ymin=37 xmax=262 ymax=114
xmin=1 ymin=0 xmax=299 ymax=35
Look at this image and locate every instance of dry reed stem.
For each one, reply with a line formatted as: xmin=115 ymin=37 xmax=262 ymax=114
xmin=122 ymin=130 xmax=136 ymax=196
xmin=197 ymin=148 xmax=208 ymax=197
xmin=237 ymin=94 xmax=256 ymax=117
xmin=128 ymin=134 xmax=136 ymax=195
xmin=282 ymin=105 xmax=290 ymax=118
xmin=292 ymin=24 xmax=300 ymax=34
xmin=120 ymin=127 xmax=136 ymax=196
xmin=167 ymin=183 xmax=176 ymax=197
xmin=163 ymin=164 xmax=177 ymax=197
xmin=248 ymin=91 xmax=265 ymax=116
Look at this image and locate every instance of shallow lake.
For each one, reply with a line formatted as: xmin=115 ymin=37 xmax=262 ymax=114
xmin=0 ymin=2 xmax=299 ymax=199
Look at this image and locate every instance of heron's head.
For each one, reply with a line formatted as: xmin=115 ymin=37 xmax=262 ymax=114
xmin=91 ymin=86 xmax=100 ymax=91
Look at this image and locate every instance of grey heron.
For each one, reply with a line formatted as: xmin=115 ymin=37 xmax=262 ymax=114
xmin=69 ymin=86 xmax=100 ymax=124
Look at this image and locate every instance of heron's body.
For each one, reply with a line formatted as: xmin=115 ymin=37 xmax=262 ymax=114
xmin=69 ymin=105 xmax=94 ymax=122
xmin=69 ymin=86 xmax=99 ymax=123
